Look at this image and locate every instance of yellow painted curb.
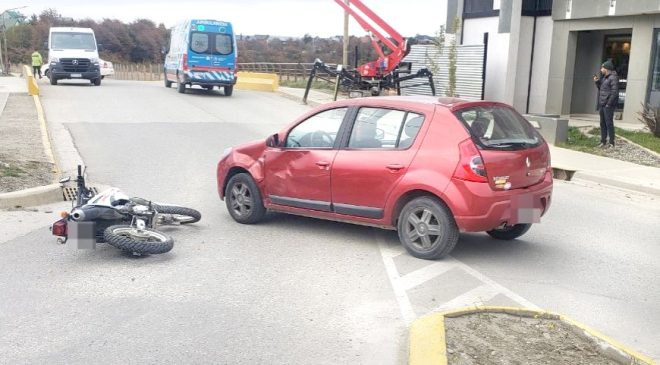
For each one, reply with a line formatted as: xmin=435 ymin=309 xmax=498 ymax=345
xmin=32 ymin=94 xmax=60 ymax=183
xmin=23 ymin=65 xmax=39 ymax=96
xmin=409 ymin=306 xmax=657 ymax=365
xmin=236 ymin=71 xmax=279 ymax=92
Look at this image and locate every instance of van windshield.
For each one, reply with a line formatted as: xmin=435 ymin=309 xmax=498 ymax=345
xmin=454 ymin=106 xmax=541 ymax=150
xmin=190 ymin=32 xmax=233 ymax=55
xmin=51 ymin=32 xmax=96 ymax=50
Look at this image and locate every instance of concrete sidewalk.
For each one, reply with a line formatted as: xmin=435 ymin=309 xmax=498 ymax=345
xmin=278 ymin=87 xmax=660 ymax=196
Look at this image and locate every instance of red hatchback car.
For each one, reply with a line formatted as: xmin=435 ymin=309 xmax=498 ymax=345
xmin=217 ymin=96 xmax=552 ymax=259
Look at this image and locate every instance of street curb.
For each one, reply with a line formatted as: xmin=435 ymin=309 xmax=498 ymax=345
xmin=276 ymin=90 xmax=320 ymax=107
xmin=0 ymin=183 xmax=62 ymax=209
xmin=409 ymin=306 xmax=657 ymax=365
xmin=0 ymin=92 xmax=64 ymax=209
xmin=571 ymin=172 xmax=660 ymax=196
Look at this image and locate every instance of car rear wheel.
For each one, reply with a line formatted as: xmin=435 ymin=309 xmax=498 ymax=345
xmin=486 ymin=224 xmax=531 ymax=240
xmin=225 ymin=173 xmax=266 ymax=224
xmin=397 ymin=197 xmax=459 ymax=260
xmin=224 ymin=85 xmax=233 ymax=96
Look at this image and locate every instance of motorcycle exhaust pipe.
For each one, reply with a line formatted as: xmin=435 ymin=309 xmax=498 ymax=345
xmin=71 ymin=209 xmax=85 ymax=221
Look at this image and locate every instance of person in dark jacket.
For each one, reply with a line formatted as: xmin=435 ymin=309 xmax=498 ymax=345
xmin=593 ymin=60 xmax=619 ymax=148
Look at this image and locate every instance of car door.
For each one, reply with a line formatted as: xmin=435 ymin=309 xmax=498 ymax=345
xmin=331 ymin=107 xmax=425 ymax=219
xmin=264 ymin=107 xmax=348 ymax=212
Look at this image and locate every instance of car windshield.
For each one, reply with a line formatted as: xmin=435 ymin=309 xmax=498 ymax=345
xmin=51 ymin=32 xmax=96 ymax=50
xmin=454 ymin=106 xmax=541 ymax=150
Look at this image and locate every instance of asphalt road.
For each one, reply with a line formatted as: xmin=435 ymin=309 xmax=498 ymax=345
xmin=1 ymin=79 xmax=659 ymax=363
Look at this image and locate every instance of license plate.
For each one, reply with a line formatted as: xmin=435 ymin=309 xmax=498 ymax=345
xmin=68 ymin=221 xmax=96 ymax=249
xmin=71 ymin=73 xmax=82 ymax=78
xmin=511 ymin=193 xmax=541 ymax=224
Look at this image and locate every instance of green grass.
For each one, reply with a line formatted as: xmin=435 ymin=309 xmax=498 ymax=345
xmin=557 ymin=127 xmax=604 ymax=154
xmin=559 ymin=127 xmax=660 ymax=155
xmin=1 ymin=165 xmax=25 ymax=177
xmin=615 ymin=128 xmax=660 ymax=153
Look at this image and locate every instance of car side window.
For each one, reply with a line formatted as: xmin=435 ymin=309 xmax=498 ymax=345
xmin=286 ymin=108 xmax=346 ymax=148
xmin=348 ymin=108 xmax=424 ymax=149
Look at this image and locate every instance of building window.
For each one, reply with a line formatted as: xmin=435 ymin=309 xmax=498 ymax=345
xmin=463 ymin=0 xmax=499 ymax=19
xmin=522 ymin=0 xmax=553 ymax=16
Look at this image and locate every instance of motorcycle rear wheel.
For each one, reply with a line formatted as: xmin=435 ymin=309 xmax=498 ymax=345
xmin=104 ymin=225 xmax=174 ymax=254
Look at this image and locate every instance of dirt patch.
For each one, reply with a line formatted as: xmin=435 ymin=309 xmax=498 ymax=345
xmin=445 ymin=312 xmax=628 ymax=365
xmin=0 ymin=93 xmax=55 ymax=193
xmin=0 ymin=158 xmax=54 ymax=193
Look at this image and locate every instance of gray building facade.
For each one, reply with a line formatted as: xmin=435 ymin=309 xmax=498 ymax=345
xmin=548 ymin=0 xmax=660 ymax=123
xmin=447 ymin=0 xmax=660 ymax=125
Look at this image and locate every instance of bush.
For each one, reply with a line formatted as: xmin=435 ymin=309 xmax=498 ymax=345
xmin=636 ymin=103 xmax=660 ymax=137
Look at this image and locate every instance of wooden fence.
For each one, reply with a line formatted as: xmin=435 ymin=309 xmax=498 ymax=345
xmin=114 ymin=64 xmax=163 ymax=81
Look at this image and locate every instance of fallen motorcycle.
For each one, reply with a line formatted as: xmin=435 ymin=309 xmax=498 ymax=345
xmin=51 ymin=165 xmax=201 ymax=255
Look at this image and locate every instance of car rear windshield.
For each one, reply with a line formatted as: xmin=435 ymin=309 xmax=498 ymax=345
xmin=454 ymin=106 xmax=541 ymax=150
xmin=190 ymin=32 xmax=233 ymax=55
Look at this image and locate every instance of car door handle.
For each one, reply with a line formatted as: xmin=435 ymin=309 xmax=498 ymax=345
xmin=386 ymin=164 xmax=404 ymax=171
xmin=316 ymin=161 xmax=330 ymax=168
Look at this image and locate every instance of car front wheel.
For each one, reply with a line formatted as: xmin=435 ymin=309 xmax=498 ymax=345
xmin=225 ymin=173 xmax=266 ymax=224
xmin=397 ymin=196 xmax=459 ymax=260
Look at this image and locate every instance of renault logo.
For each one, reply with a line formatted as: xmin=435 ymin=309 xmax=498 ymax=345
xmin=72 ymin=59 xmax=78 ymax=65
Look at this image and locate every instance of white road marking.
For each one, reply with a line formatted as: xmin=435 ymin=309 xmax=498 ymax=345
xmin=377 ymin=239 xmax=417 ymax=325
xmin=397 ymin=260 xmax=457 ymax=291
xmin=376 ymin=232 xmax=539 ymax=325
xmin=433 ymin=284 xmax=500 ymax=312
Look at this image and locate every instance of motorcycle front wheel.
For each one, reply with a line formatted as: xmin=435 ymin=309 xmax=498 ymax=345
xmin=154 ymin=204 xmax=201 ymax=224
xmin=104 ymin=225 xmax=174 ymax=255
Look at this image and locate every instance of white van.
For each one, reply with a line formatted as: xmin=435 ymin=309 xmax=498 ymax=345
xmin=46 ymin=27 xmax=102 ymax=86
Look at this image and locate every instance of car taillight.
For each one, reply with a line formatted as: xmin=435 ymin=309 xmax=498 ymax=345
xmin=453 ymin=138 xmax=488 ymax=183
xmin=51 ymin=218 xmax=68 ymax=237
xmin=182 ymin=54 xmax=189 ymax=72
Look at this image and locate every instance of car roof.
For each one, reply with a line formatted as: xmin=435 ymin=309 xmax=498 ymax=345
xmin=320 ymin=95 xmax=511 ymax=113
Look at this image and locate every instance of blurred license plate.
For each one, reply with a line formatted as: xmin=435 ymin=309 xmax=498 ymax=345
xmin=68 ymin=221 xmax=96 ymax=249
xmin=71 ymin=73 xmax=82 ymax=78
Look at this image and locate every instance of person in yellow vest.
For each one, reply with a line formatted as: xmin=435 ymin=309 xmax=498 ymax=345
xmin=31 ymin=51 xmax=43 ymax=79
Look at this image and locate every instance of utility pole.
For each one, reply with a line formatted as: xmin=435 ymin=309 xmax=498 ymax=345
xmin=342 ymin=0 xmax=349 ymax=66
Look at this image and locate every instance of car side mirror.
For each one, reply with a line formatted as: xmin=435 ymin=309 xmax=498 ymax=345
xmin=97 ymin=43 xmax=104 ymax=52
xmin=266 ymin=133 xmax=280 ymax=147
xmin=43 ymin=41 xmax=48 ymax=50
xmin=161 ymin=46 xmax=169 ymax=55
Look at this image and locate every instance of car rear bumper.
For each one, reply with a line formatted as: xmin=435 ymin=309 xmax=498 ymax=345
xmin=447 ymin=171 xmax=553 ymax=232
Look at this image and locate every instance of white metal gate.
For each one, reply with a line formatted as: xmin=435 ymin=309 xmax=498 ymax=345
xmin=400 ymin=44 xmax=485 ymax=100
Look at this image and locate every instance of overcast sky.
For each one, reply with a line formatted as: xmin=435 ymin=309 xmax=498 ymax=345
xmin=10 ymin=0 xmax=447 ymax=37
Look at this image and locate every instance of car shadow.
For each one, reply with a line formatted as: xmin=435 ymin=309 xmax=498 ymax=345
xmin=451 ymin=232 xmax=544 ymax=261
xmin=179 ymin=87 xmax=229 ymax=97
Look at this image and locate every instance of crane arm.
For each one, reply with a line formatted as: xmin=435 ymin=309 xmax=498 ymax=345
xmin=333 ymin=0 xmax=403 ymax=54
